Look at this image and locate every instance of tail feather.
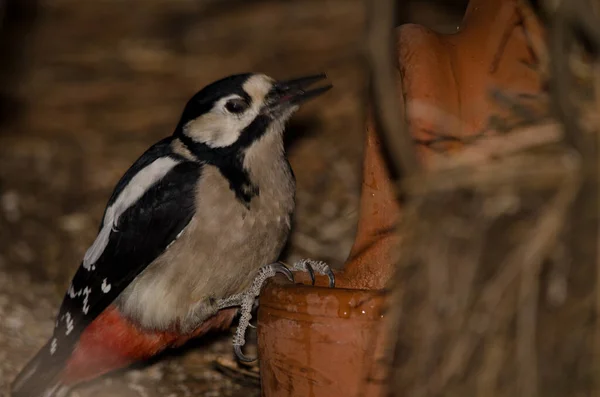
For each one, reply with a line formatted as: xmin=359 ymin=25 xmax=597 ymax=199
xmin=11 ymin=340 xmax=69 ymax=397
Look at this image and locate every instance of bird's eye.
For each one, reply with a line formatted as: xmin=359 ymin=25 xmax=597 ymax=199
xmin=224 ymin=98 xmax=249 ymax=114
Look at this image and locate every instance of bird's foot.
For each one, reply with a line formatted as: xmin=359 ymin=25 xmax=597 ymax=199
xmin=287 ymin=258 xmax=335 ymax=288
xmin=219 ymin=262 xmax=293 ymax=363
xmin=229 ymin=259 xmax=335 ymax=363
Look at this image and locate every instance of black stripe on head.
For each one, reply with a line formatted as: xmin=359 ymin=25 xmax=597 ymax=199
xmin=175 ymin=73 xmax=253 ymax=130
xmin=178 ymin=114 xmax=271 ymax=158
xmin=177 ymin=115 xmax=272 ymax=207
xmin=173 ymin=74 xmax=276 ymax=207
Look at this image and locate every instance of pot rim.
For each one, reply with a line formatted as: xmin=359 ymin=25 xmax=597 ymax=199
xmin=259 ymin=281 xmax=387 ymax=320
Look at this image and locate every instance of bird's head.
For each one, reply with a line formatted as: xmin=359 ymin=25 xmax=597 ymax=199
xmin=175 ymin=73 xmax=331 ymax=156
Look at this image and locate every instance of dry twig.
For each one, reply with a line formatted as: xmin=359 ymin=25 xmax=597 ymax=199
xmin=365 ymin=0 xmax=419 ymax=179
xmin=381 ymin=1 xmax=600 ymax=396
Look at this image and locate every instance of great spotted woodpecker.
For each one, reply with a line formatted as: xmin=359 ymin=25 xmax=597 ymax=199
xmin=11 ymin=73 xmax=334 ymax=397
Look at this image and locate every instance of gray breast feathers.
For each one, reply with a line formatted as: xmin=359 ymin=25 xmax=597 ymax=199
xmin=116 ymin=158 xmax=295 ymax=331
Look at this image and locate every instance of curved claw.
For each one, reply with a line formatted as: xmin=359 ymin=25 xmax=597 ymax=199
xmin=305 ymin=263 xmax=316 ymax=285
xmin=274 ymin=262 xmax=295 ymax=283
xmin=327 ymin=270 xmax=335 ymax=288
xmin=234 ymin=345 xmax=257 ymax=363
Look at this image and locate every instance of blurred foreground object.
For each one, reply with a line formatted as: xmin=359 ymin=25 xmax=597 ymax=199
xmin=256 ymin=0 xmax=585 ymax=396
xmin=385 ymin=0 xmax=600 ymax=396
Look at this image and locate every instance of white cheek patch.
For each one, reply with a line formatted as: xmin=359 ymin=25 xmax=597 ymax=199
xmin=184 ymin=96 xmax=255 ymax=148
xmin=184 ymin=74 xmax=275 ymax=148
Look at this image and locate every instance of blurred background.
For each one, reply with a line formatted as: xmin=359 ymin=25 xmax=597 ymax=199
xmin=0 ymin=1 xmax=467 ymax=396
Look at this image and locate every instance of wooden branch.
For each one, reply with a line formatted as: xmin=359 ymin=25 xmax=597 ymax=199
xmin=425 ymin=122 xmax=563 ymax=171
xmin=365 ymin=0 xmax=420 ymax=179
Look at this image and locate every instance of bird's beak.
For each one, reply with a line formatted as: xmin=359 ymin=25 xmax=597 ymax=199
xmin=265 ymin=74 xmax=332 ymax=114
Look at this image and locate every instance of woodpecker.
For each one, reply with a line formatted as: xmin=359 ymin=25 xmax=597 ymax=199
xmin=11 ymin=73 xmax=334 ymax=397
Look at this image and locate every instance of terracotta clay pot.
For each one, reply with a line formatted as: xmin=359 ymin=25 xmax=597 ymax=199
xmin=257 ymin=128 xmax=394 ymax=397
xmin=258 ymin=1 xmax=544 ymax=396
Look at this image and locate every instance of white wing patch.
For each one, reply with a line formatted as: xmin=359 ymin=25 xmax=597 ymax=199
xmin=184 ymin=75 xmax=274 ymax=149
xmin=64 ymin=312 xmax=74 ymax=335
xmin=49 ymin=338 xmax=57 ymax=355
xmin=82 ymin=287 xmax=91 ymax=314
xmin=82 ymin=157 xmax=180 ymax=271
xmin=83 ymin=225 xmax=111 ymax=271
xmin=165 ymin=227 xmax=187 ymax=250
xmin=67 ymin=283 xmax=77 ymax=298
xmin=101 ymin=278 xmax=111 ymax=293
xmin=66 ymin=284 xmax=94 ymax=316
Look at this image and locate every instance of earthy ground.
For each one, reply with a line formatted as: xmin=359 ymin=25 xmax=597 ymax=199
xmin=0 ymin=1 xmax=465 ymax=396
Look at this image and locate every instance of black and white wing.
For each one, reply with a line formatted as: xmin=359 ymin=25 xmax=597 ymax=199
xmin=12 ymin=138 xmax=204 ymax=397
xmin=50 ymin=137 xmax=201 ymax=360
